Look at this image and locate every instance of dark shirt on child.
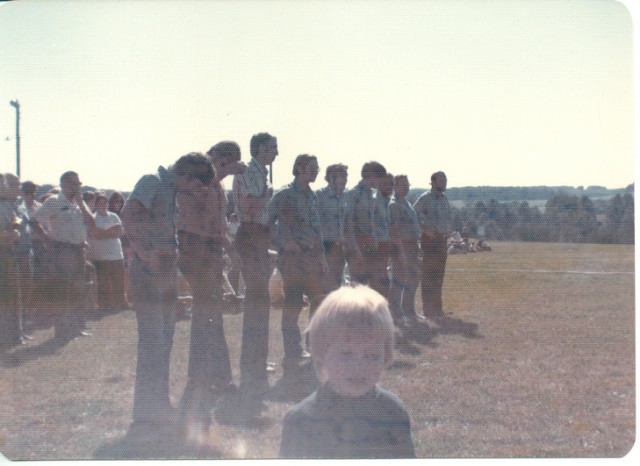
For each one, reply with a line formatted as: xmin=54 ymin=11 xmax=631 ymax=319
xmin=280 ymin=383 xmax=415 ymax=459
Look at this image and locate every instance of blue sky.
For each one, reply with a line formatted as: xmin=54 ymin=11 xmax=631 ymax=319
xmin=0 ymin=0 xmax=635 ymax=192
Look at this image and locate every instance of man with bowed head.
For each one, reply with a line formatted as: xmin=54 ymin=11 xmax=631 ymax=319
xmin=121 ymin=153 xmax=212 ymax=438
xmin=175 ymin=141 xmax=247 ymax=438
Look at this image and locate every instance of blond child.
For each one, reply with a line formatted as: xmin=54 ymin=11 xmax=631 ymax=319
xmin=279 ymin=285 xmax=415 ymax=458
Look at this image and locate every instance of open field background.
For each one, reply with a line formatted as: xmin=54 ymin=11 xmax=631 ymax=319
xmin=0 ymin=241 xmax=635 ymax=460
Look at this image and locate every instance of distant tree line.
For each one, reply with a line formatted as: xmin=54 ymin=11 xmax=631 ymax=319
xmin=431 ymin=193 xmax=633 ymax=244
xmin=407 ymin=184 xmax=634 ymax=244
xmin=441 ymin=184 xmax=630 ymax=203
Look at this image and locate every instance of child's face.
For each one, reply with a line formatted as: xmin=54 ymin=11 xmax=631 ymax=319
xmin=322 ymin=334 xmax=387 ymax=398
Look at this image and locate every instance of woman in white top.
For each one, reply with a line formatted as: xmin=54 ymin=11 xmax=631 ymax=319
xmin=89 ymin=192 xmax=128 ymax=311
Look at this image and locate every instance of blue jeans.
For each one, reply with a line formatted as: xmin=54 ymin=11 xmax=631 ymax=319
xmin=130 ymin=256 xmax=177 ymax=424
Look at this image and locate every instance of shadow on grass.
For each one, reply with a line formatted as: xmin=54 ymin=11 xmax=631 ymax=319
xmin=214 ymin=392 xmax=277 ymax=430
xmin=93 ymin=425 xmax=227 ymax=460
xmin=429 ymin=314 xmax=483 ymax=340
xmin=395 ymin=321 xmax=437 ymax=356
xmin=0 ymin=335 xmax=73 ymax=368
xmin=214 ymin=363 xmax=318 ymax=429
xmin=394 ymin=314 xmax=483 ymax=356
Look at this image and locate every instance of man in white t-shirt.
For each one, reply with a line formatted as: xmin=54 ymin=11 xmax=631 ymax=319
xmin=33 ymin=171 xmax=96 ymax=340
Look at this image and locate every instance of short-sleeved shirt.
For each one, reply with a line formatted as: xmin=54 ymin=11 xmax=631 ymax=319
xmin=232 ymin=157 xmax=271 ymax=224
xmin=280 ymin=383 xmax=415 ymax=459
xmin=33 ymin=193 xmax=88 ymax=246
xmin=345 ymin=181 xmax=389 ymax=247
xmin=388 ymin=197 xmax=421 ymax=242
xmin=372 ymin=190 xmax=390 ymax=242
xmin=315 ymin=186 xmax=347 ymax=243
xmin=125 ymin=166 xmax=177 ymax=252
xmin=176 ymin=181 xmax=228 ymax=242
xmin=89 ymin=211 xmax=124 ymax=261
xmin=0 ymin=200 xmax=31 ymax=254
xmin=413 ymin=190 xmax=451 ymax=235
xmin=268 ymin=179 xmax=322 ymax=251
xmin=0 ymin=200 xmax=16 ymax=232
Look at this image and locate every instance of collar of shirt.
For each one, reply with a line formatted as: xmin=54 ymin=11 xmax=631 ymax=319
xmin=292 ymin=178 xmax=313 ymax=196
xmin=392 ymin=197 xmax=411 ymax=207
xmin=325 ymin=186 xmax=343 ymax=199
xmin=353 ymin=180 xmax=370 ymax=195
xmin=249 ymin=157 xmax=269 ymax=180
xmin=57 ymin=192 xmax=76 ymax=209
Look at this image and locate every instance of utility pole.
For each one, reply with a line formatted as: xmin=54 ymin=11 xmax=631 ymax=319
xmin=9 ymin=100 xmax=21 ymax=178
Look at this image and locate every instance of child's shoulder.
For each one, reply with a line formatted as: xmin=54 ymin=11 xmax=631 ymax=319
xmin=285 ymin=389 xmax=321 ymax=418
xmin=372 ymin=385 xmax=411 ymax=416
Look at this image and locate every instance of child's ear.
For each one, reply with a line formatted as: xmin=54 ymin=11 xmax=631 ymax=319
xmin=312 ymin=357 xmax=328 ymax=384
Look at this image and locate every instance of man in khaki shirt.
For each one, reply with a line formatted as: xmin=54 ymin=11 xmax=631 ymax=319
xmin=413 ymin=171 xmax=452 ymax=316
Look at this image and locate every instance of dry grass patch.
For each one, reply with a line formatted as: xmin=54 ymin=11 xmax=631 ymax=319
xmin=0 ymin=241 xmax=635 ymax=459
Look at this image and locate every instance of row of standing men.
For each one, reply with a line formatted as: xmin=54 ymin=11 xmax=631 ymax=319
xmin=1 ymin=132 xmax=452 ymax=438
xmin=119 ymin=133 xmax=452 ymax=436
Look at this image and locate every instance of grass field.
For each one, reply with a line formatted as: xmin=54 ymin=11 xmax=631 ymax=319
xmin=0 ymin=241 xmax=635 ymax=460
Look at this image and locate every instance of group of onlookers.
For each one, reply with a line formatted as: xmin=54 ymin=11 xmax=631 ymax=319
xmin=1 ymin=132 xmax=455 ymax=457
xmin=0 ymin=172 xmax=130 ymax=345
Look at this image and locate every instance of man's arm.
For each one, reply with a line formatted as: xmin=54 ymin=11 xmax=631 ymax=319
xmin=120 ymin=198 xmax=163 ymax=269
xmin=414 ymin=195 xmax=438 ymax=238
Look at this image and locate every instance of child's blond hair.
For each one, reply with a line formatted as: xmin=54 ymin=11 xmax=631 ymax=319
xmin=306 ymin=285 xmax=395 ymax=383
